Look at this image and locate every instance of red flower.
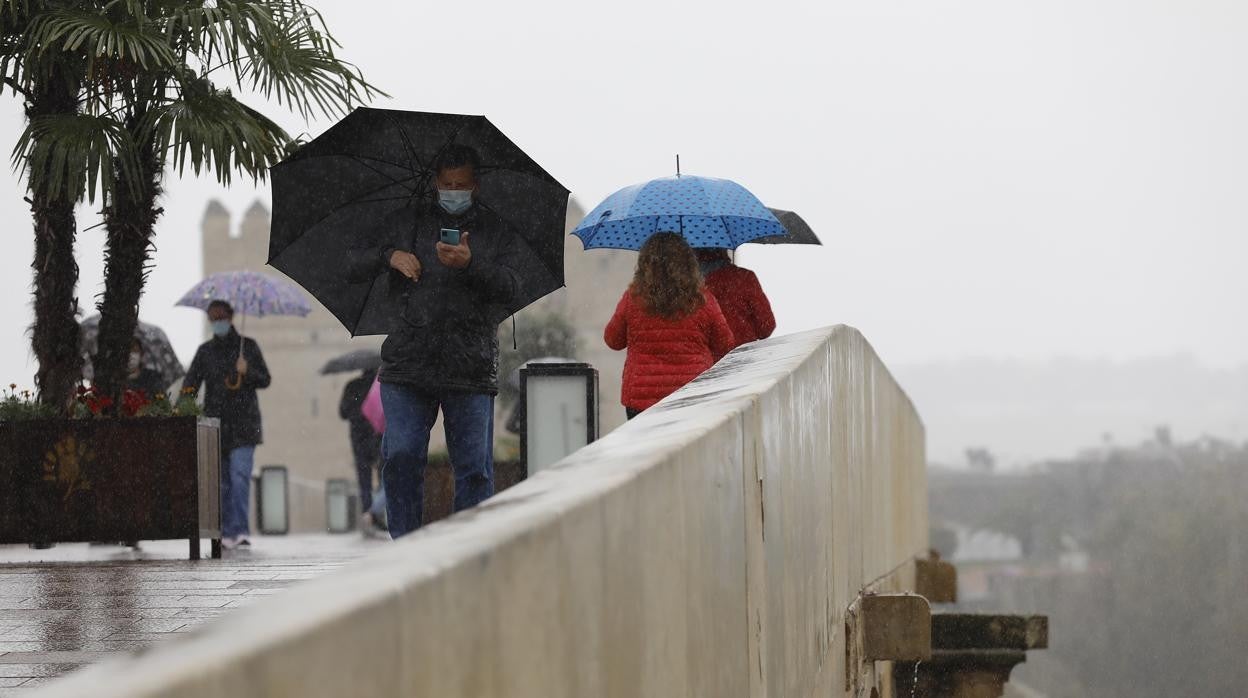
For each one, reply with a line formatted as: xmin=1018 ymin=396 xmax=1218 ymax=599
xmin=121 ymin=389 xmax=150 ymax=417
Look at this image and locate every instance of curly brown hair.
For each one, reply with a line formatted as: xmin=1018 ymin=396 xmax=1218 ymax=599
xmin=630 ymin=232 xmax=705 ymax=320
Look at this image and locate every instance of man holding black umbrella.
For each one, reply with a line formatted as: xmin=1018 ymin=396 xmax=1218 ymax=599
xmin=347 ymin=145 xmax=520 ymax=538
xmin=269 ymin=109 xmax=569 ymax=537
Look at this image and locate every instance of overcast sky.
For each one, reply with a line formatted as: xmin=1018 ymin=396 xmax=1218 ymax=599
xmin=0 ymin=0 xmax=1243 ymax=455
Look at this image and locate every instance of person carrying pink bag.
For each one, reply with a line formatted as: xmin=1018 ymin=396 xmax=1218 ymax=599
xmin=352 ymin=373 xmax=387 ymax=535
xmin=361 ymin=373 xmax=385 ymax=434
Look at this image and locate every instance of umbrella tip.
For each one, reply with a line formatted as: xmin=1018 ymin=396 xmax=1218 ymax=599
xmin=676 ymin=154 xmax=680 ymax=177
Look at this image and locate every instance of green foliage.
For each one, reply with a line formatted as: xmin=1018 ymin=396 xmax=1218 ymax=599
xmin=4 ymin=0 xmax=385 ymax=205
xmin=0 ymin=384 xmax=55 ymax=421
xmin=12 ymin=112 xmax=137 ymax=204
xmin=134 ymin=388 xmax=203 ymax=418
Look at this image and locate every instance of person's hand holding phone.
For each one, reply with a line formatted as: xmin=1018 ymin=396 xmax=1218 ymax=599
xmin=389 ymin=250 xmax=422 ymax=282
xmin=437 ymin=230 xmax=472 ymax=269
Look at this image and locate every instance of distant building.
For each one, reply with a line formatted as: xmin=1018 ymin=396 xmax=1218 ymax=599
xmin=199 ymin=197 xmax=634 ymax=514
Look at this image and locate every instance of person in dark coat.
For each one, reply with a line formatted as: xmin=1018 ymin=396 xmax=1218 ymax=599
xmin=183 ymin=300 xmax=271 ymax=549
xmin=345 ymin=144 xmax=521 ymax=538
xmin=339 ymin=368 xmax=382 ymax=526
xmin=695 ymin=248 xmax=776 ymax=355
xmin=605 ymin=233 xmax=735 ymax=419
xmin=124 ymin=337 xmax=168 ymax=399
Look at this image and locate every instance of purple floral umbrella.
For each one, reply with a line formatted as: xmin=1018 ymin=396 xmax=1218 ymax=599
xmin=176 ymin=271 xmax=312 ymax=342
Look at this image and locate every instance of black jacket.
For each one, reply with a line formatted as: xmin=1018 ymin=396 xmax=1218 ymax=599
xmin=183 ymin=328 xmax=271 ymax=451
xmin=339 ymin=370 xmax=380 ymax=466
xmin=347 ymin=202 xmax=520 ymax=394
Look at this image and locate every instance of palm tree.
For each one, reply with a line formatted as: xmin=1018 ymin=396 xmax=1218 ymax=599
xmin=11 ymin=0 xmax=382 ymax=406
xmin=0 ymin=1 xmax=94 ymax=413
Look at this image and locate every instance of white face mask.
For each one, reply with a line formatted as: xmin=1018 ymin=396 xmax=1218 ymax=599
xmin=128 ymin=353 xmax=142 ymax=372
xmin=438 ymin=188 xmax=473 ymax=215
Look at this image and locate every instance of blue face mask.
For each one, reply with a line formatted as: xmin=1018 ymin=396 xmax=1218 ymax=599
xmin=438 ymin=189 xmax=473 ymax=215
xmin=210 ymin=320 xmax=231 ymax=337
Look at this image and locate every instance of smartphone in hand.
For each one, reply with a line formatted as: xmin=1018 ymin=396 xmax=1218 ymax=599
xmin=440 ymin=228 xmax=461 ymax=246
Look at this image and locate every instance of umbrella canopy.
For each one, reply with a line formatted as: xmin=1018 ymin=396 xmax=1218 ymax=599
xmin=268 ymin=107 xmax=570 ymax=336
xmin=320 ymin=348 xmax=382 ymax=375
xmin=748 ymin=208 xmax=822 ymax=245
xmin=176 ymin=271 xmax=312 ymax=318
xmin=572 ymin=175 xmax=784 ymax=251
xmin=79 ymin=316 xmax=184 ymax=387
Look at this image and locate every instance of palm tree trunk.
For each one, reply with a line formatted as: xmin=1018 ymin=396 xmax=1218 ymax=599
xmin=94 ymin=130 xmax=162 ymax=406
xmin=27 ymin=65 xmax=83 ymax=414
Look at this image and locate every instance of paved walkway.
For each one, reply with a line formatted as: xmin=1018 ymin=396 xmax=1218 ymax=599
xmin=0 ymin=534 xmax=387 ymax=695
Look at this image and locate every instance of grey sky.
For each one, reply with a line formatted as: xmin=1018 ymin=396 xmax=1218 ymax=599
xmin=0 ymin=0 xmax=1243 ymax=458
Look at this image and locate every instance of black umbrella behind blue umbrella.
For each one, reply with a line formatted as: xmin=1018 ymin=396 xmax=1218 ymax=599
xmin=748 ymin=208 xmax=822 ymax=245
xmin=267 ymin=108 xmax=570 ymax=336
xmin=320 ymin=349 xmax=382 ymax=375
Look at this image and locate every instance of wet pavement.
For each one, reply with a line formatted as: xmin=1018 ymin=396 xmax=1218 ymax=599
xmin=0 ymin=534 xmax=387 ymax=695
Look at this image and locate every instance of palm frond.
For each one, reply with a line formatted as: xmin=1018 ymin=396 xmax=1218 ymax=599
xmin=160 ymin=1 xmax=273 ymax=80
xmin=30 ymin=8 xmax=179 ymax=70
xmin=12 ymin=112 xmax=137 ymax=204
xmin=141 ymin=84 xmax=289 ymax=185
xmin=234 ymin=0 xmax=384 ymax=119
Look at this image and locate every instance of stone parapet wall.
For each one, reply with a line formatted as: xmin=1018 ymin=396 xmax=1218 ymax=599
xmin=34 ymin=325 xmax=926 ymax=698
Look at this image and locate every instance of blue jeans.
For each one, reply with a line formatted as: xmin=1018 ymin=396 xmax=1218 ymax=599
xmin=222 ymin=446 xmax=255 ymax=539
xmin=380 ymin=383 xmax=495 ymax=538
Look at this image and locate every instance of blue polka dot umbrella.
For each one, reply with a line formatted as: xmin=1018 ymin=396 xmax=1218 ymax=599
xmin=572 ymin=175 xmax=786 ymax=251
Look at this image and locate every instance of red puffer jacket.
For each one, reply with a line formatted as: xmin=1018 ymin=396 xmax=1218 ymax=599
xmin=703 ymin=264 xmax=776 ymax=350
xmin=604 ymin=288 xmax=735 ymax=411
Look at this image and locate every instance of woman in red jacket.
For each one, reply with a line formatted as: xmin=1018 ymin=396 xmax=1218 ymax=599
xmin=604 ymin=233 xmax=735 ymax=419
xmin=695 ymin=248 xmax=776 ymax=354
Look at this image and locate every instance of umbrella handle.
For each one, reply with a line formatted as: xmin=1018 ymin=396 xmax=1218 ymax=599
xmin=227 ymin=312 xmax=246 ymax=390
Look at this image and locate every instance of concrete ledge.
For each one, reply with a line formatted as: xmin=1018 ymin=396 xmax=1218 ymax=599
xmin=859 ymin=594 xmax=932 ymax=662
xmin=33 ymin=325 xmax=927 ymax=698
xmin=932 ymin=614 xmax=1049 ymax=651
xmin=914 ymin=555 xmax=958 ymax=604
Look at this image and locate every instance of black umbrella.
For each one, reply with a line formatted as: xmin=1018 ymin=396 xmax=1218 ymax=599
xmin=748 ymin=208 xmax=822 ymax=245
xmin=268 ymin=108 xmax=570 ymax=336
xmin=79 ymin=315 xmax=184 ymax=387
xmin=320 ymin=349 xmax=382 ymax=375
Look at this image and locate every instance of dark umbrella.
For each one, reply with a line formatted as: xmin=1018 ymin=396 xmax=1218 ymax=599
xmin=320 ymin=349 xmax=382 ymax=375
xmin=268 ymin=108 xmax=570 ymax=336
xmin=79 ymin=315 xmax=184 ymax=387
xmin=748 ymin=208 xmax=822 ymax=245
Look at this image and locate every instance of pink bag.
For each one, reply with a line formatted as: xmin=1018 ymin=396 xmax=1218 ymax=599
xmin=361 ymin=375 xmax=385 ymax=435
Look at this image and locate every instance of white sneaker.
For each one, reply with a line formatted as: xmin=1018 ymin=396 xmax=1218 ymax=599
xmin=220 ymin=536 xmax=240 ymax=550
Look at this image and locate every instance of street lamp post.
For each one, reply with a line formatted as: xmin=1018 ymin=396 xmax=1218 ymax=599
xmin=255 ymin=465 xmax=289 ymax=535
xmin=519 ymin=362 xmax=599 ymax=477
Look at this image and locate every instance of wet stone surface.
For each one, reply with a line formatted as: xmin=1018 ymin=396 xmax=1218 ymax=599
xmin=0 ymin=535 xmax=385 ymax=695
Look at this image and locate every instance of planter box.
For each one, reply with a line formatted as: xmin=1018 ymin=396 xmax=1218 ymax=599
xmin=0 ymin=416 xmax=222 ymax=559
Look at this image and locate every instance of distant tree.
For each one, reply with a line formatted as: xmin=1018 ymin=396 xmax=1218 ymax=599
xmin=965 ymin=447 xmax=996 ymax=472
xmin=946 ymin=436 xmax=1248 ymax=697
xmin=497 ymin=312 xmax=580 ymax=408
